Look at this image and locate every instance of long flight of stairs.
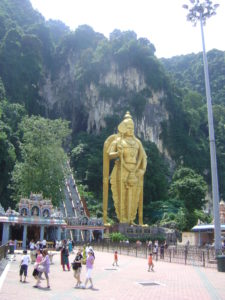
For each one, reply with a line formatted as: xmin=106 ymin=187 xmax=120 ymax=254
xmin=61 ymin=161 xmax=91 ymax=241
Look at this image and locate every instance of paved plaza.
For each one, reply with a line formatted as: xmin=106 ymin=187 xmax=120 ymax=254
xmin=0 ymin=249 xmax=224 ymax=300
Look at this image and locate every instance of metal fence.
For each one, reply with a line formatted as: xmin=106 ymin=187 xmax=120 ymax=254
xmin=0 ymin=243 xmax=9 ymax=261
xmin=92 ymin=242 xmax=217 ymax=269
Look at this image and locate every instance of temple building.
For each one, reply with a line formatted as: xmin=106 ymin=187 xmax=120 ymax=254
xmin=0 ymin=192 xmax=105 ymax=247
xmin=0 ymin=193 xmax=66 ymax=248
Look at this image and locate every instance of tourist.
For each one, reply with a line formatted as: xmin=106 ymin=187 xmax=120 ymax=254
xmin=34 ymin=249 xmax=50 ymax=289
xmin=55 ymin=240 xmax=60 ymax=251
xmin=32 ymin=249 xmax=43 ymax=279
xmin=72 ymin=249 xmax=83 ymax=288
xmin=68 ymin=239 xmax=73 ymax=253
xmin=42 ymin=239 xmax=47 ymax=249
xmin=153 ymin=241 xmax=158 ymax=259
xmin=61 ymin=241 xmax=70 ymax=271
xmin=36 ymin=249 xmax=43 ymax=263
xmin=88 ymin=246 xmax=95 ymax=259
xmin=112 ymin=250 xmax=119 ymax=266
xmin=14 ymin=239 xmax=17 ymax=251
xmin=58 ymin=240 xmax=62 ymax=250
xmin=29 ymin=239 xmax=36 ymax=251
xmin=19 ymin=250 xmax=30 ymax=282
xmin=160 ymin=243 xmax=165 ymax=259
xmin=148 ymin=253 xmax=154 ymax=272
xmin=147 ymin=240 xmax=152 ymax=252
xmin=82 ymin=250 xmax=95 ymax=289
xmin=9 ymin=240 xmax=14 ymax=254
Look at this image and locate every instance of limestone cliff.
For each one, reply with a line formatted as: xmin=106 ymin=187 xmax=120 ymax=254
xmin=40 ymin=61 xmax=170 ymax=158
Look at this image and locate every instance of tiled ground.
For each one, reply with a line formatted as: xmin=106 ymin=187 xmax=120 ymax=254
xmin=0 ymin=248 xmax=224 ymax=300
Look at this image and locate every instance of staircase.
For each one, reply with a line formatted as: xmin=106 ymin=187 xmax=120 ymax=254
xmin=61 ymin=161 xmax=90 ymax=241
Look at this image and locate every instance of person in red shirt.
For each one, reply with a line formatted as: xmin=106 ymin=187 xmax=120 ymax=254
xmin=112 ymin=250 xmax=119 ymax=266
xmin=148 ymin=253 xmax=154 ymax=272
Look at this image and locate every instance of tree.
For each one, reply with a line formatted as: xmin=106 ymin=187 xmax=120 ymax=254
xmin=169 ymin=167 xmax=207 ymax=229
xmin=10 ymin=116 xmax=71 ymax=206
xmin=0 ymin=100 xmax=25 ymax=209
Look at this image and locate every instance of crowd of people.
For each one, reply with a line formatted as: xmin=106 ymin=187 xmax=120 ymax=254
xmin=10 ymin=235 xmax=175 ymax=292
xmin=17 ymin=239 xmax=97 ymax=290
xmin=15 ymin=237 xmax=163 ymax=290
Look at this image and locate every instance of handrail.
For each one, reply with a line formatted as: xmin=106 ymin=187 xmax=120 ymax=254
xmin=0 ymin=243 xmax=9 ymax=260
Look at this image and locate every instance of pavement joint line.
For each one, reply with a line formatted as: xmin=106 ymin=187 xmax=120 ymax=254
xmin=194 ymin=266 xmax=222 ymax=300
xmin=0 ymin=261 xmax=11 ymax=292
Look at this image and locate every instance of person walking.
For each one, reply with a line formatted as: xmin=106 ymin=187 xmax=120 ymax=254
xmin=68 ymin=239 xmax=73 ymax=253
xmin=148 ymin=253 xmax=154 ymax=272
xmin=34 ymin=249 xmax=50 ymax=289
xmin=61 ymin=241 xmax=70 ymax=271
xmin=83 ymin=250 xmax=95 ymax=289
xmin=112 ymin=250 xmax=119 ymax=266
xmin=72 ymin=249 xmax=83 ymax=288
xmin=32 ymin=249 xmax=43 ymax=279
xmin=19 ymin=250 xmax=30 ymax=282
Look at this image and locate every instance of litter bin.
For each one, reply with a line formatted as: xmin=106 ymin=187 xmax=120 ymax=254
xmin=9 ymin=245 xmax=14 ymax=254
xmin=216 ymin=255 xmax=225 ymax=272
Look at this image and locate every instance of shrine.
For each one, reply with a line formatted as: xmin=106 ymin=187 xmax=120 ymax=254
xmin=0 ymin=193 xmax=66 ymax=248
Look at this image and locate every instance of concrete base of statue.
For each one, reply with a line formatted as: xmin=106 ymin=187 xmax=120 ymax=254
xmin=110 ymin=223 xmax=180 ymax=243
xmin=111 ymin=223 xmax=151 ymax=239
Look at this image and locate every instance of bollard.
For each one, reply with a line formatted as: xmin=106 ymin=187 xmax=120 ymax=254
xmin=202 ymin=251 xmax=205 ymax=267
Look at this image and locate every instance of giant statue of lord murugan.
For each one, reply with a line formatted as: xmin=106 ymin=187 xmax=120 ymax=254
xmin=103 ymin=112 xmax=147 ymax=225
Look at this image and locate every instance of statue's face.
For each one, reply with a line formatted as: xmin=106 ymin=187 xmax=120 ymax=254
xmin=125 ymin=121 xmax=134 ymax=137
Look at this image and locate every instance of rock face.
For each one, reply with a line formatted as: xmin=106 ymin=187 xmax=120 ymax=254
xmin=40 ymin=61 xmax=170 ymax=156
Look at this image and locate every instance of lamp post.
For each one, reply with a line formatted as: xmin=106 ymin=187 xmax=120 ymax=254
xmin=183 ymin=0 xmax=221 ymax=254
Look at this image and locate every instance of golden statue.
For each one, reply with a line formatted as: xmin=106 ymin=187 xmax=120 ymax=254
xmin=103 ymin=112 xmax=147 ymax=225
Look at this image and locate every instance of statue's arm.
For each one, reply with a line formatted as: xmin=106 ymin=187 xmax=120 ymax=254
xmin=107 ymin=139 xmax=120 ymax=160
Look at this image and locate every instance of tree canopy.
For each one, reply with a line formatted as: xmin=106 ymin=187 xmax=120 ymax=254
xmin=10 ymin=116 xmax=71 ymax=206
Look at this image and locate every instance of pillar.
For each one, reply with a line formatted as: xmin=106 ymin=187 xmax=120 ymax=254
xmin=76 ymin=229 xmax=80 ymax=242
xmin=101 ymin=229 xmax=104 ymax=240
xmin=22 ymin=224 xmax=27 ymax=249
xmin=2 ymin=223 xmax=10 ymax=245
xmin=40 ymin=225 xmax=44 ymax=241
xmin=64 ymin=228 xmax=67 ymax=240
xmin=57 ymin=226 xmax=62 ymax=241
xmin=89 ymin=230 xmax=92 ymax=242
xmin=198 ymin=231 xmax=201 ymax=247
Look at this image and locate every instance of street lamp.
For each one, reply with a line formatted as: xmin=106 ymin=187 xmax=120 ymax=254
xmin=183 ymin=0 xmax=222 ymax=254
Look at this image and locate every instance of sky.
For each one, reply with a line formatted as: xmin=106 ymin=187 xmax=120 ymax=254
xmin=30 ymin=0 xmax=225 ymax=58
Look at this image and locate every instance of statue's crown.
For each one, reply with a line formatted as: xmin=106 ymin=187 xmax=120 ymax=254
xmin=124 ymin=111 xmax=132 ymax=121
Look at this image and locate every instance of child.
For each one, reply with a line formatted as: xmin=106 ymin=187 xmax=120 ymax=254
xmin=148 ymin=253 xmax=154 ymax=272
xmin=112 ymin=250 xmax=119 ymax=266
xmin=20 ymin=250 xmax=30 ymax=282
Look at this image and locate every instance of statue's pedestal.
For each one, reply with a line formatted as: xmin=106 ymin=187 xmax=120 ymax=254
xmin=109 ymin=223 xmax=180 ymax=243
xmin=111 ymin=223 xmax=151 ymax=239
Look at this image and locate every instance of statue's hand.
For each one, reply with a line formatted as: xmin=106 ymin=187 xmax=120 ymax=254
xmin=136 ymin=169 xmax=145 ymax=177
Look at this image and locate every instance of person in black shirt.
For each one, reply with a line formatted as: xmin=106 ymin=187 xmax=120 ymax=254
xmin=72 ymin=249 xmax=83 ymax=288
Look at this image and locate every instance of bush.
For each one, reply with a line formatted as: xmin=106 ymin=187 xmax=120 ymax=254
xmin=109 ymin=232 xmax=127 ymax=242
